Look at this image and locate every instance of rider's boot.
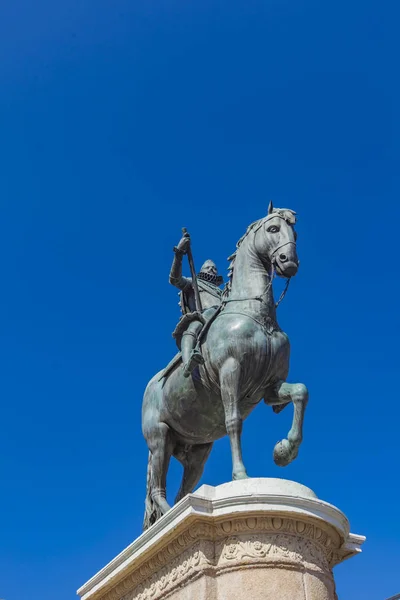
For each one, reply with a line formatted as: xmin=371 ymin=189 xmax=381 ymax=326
xmin=181 ymin=332 xmax=204 ymax=377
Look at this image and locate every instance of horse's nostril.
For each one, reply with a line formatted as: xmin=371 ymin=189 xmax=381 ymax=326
xmin=279 ymin=253 xmax=287 ymax=262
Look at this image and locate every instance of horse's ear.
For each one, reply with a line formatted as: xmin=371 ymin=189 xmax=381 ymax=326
xmin=268 ymin=201 xmax=274 ymax=215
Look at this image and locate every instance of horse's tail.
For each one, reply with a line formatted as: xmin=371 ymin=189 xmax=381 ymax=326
xmin=143 ymin=451 xmax=163 ymax=530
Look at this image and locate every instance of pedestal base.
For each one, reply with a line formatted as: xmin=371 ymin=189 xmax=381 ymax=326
xmin=77 ymin=479 xmax=365 ymax=600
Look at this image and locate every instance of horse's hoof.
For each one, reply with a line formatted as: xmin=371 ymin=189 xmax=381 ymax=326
xmin=232 ymin=470 xmax=248 ymax=480
xmin=273 ymin=439 xmax=297 ymax=467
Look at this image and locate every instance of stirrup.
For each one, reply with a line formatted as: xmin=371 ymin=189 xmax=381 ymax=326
xmin=182 ymin=350 xmax=204 ymax=377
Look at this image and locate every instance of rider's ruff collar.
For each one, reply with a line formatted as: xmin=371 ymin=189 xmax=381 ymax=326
xmin=197 ymin=271 xmax=224 ymax=286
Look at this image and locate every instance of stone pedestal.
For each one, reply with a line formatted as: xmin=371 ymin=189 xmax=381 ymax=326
xmin=77 ymin=479 xmax=365 ymax=600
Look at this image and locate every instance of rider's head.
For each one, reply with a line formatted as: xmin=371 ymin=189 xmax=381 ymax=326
xmin=198 ymin=260 xmax=223 ymax=286
xmin=200 ymin=260 xmax=217 ymax=276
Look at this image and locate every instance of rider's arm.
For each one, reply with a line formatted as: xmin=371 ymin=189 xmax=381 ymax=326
xmin=169 ymin=235 xmax=192 ymax=290
xmin=169 ymin=246 xmax=191 ymax=291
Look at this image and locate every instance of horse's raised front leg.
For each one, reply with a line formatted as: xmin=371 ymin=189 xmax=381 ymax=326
xmin=266 ymin=380 xmax=308 ymax=467
xmin=220 ymin=357 xmax=248 ymax=480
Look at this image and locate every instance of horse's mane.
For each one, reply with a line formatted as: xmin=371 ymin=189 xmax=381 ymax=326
xmin=223 ymin=208 xmax=297 ymax=296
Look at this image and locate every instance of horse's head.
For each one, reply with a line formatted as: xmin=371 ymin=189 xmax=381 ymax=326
xmin=255 ymin=202 xmax=299 ymax=278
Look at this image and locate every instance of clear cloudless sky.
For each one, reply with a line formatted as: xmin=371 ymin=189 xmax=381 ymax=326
xmin=0 ymin=1 xmax=399 ymax=599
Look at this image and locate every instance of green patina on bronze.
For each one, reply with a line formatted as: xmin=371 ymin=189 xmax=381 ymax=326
xmin=142 ymin=203 xmax=308 ymax=529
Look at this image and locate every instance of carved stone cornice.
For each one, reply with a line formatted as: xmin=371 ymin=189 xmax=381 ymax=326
xmin=96 ymin=515 xmax=339 ymax=600
xmin=77 ymin=479 xmax=365 ymax=600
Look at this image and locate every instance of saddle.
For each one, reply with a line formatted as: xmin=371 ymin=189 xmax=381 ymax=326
xmin=158 ymin=304 xmax=223 ymax=383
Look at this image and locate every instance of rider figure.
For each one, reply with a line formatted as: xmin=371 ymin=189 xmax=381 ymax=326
xmin=170 ymin=234 xmax=223 ymax=377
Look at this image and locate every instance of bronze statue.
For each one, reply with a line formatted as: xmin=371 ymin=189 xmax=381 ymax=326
xmin=142 ymin=203 xmax=308 ymax=529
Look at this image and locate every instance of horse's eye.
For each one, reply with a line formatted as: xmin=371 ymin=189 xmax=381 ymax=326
xmin=267 ymin=225 xmax=279 ymax=233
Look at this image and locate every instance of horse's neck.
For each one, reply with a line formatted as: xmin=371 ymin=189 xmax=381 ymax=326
xmin=228 ymin=236 xmax=276 ymax=319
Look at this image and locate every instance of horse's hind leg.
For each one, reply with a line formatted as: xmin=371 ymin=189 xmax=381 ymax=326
xmin=174 ymin=443 xmax=213 ymax=504
xmin=147 ymin=422 xmax=174 ymax=515
xmin=266 ymin=381 xmax=308 ymax=466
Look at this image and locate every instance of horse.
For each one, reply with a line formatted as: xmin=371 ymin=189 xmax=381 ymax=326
xmin=142 ymin=203 xmax=308 ymax=529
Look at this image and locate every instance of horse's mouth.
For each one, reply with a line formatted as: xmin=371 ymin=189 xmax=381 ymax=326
xmin=275 ymin=261 xmax=298 ymax=278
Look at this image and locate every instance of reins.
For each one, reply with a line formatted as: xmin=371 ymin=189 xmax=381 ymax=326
xmin=222 ymin=214 xmax=296 ymax=310
xmin=275 ymin=276 xmax=291 ymax=308
xmin=221 ymin=273 xmax=291 ymax=309
xmin=221 ymin=269 xmax=275 ymax=306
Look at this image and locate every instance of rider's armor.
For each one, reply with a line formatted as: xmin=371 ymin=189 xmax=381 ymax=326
xmin=170 ymin=253 xmax=223 ymax=377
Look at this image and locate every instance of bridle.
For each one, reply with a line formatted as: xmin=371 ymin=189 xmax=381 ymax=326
xmin=270 ymin=240 xmax=297 ymax=263
xmin=222 ymin=213 xmax=296 ymax=309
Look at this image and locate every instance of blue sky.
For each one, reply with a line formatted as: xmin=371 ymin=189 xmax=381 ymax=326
xmin=0 ymin=1 xmax=399 ymax=599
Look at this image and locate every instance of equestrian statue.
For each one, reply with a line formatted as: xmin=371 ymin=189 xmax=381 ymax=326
xmin=142 ymin=202 xmax=308 ymax=529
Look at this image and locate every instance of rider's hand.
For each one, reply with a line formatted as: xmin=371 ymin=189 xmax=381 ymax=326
xmin=176 ymin=236 xmax=191 ymax=254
